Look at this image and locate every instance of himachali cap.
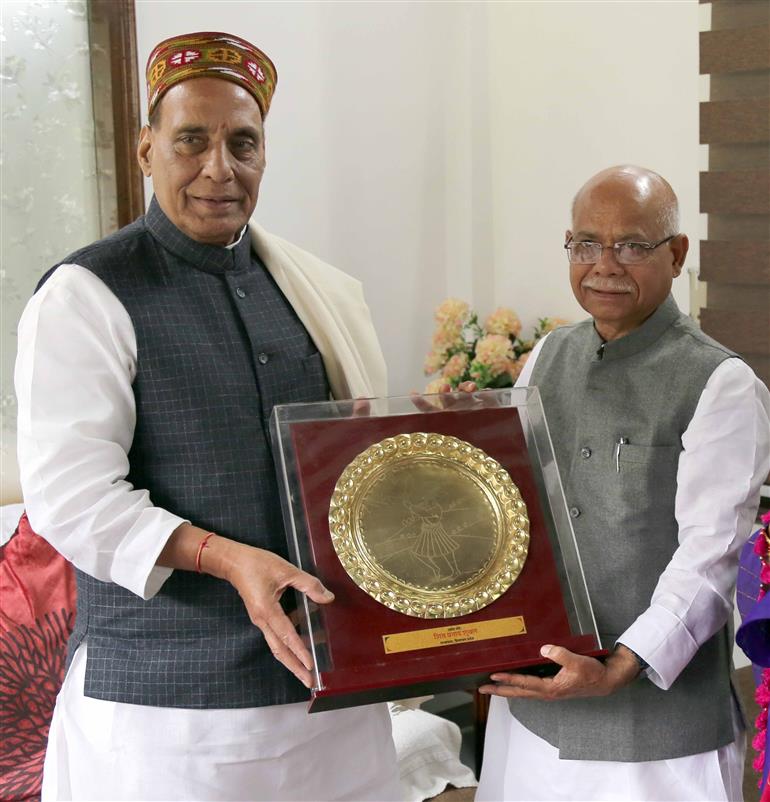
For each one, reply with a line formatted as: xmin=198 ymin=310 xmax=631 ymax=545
xmin=146 ymin=31 xmax=277 ymax=119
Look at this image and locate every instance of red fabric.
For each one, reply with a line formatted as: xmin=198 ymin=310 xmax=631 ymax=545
xmin=762 ymin=778 xmax=770 ymax=802
xmin=0 ymin=513 xmax=75 ymax=802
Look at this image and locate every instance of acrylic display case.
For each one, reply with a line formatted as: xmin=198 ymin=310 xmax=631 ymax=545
xmin=270 ymin=388 xmax=603 ymax=712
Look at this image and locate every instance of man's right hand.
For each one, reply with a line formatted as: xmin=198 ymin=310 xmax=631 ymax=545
xmin=222 ymin=543 xmax=334 ymax=689
xmin=157 ymin=524 xmax=334 ymax=689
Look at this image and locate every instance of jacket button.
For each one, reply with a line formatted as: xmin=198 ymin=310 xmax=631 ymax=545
xmin=569 ymin=506 xmax=581 ymax=518
xmin=257 ymin=352 xmax=269 ymax=365
xmin=236 ymin=287 xmax=246 ymax=298
xmin=580 ymin=447 xmax=592 ymax=459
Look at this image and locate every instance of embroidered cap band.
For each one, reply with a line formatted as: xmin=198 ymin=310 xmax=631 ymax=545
xmin=146 ymin=31 xmax=277 ymax=119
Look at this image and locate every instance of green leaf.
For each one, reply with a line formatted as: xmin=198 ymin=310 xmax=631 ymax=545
xmin=488 ymin=372 xmax=514 ymax=389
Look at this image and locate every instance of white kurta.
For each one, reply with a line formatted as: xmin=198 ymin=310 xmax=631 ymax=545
xmin=15 ymin=226 xmax=399 ymax=802
xmin=477 ymin=335 xmax=770 ymax=802
xmin=43 ymin=644 xmax=399 ymax=802
xmin=478 ymin=696 xmax=744 ymax=802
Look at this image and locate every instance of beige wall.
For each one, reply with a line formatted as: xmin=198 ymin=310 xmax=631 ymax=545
xmin=2 ymin=1 xmax=703 ymax=501
xmin=487 ymin=1 xmax=699 ymax=327
xmin=134 ymin=0 xmax=700 ymax=395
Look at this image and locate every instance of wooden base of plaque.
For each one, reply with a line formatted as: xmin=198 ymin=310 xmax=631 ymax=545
xmin=286 ymin=405 xmax=604 ymax=712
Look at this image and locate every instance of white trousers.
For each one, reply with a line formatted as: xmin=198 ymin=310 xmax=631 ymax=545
xmin=42 ymin=644 xmax=402 ymax=801
xmin=476 ymin=695 xmax=745 ymax=802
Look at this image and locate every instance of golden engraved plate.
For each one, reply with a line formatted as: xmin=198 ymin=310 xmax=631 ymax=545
xmin=382 ymin=616 xmax=527 ymax=654
xmin=328 ymin=433 xmax=529 ymax=619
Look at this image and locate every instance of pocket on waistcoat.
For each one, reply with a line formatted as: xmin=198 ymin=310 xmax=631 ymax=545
xmin=302 ymin=351 xmax=326 ymax=379
xmin=615 ymin=443 xmax=681 ymax=517
xmin=617 ymin=443 xmax=680 ymax=474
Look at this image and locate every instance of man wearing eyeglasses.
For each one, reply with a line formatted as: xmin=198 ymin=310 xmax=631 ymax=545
xmin=476 ymin=165 xmax=770 ymax=800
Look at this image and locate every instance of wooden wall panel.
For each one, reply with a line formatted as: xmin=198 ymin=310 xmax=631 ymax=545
xmin=706 ymin=284 xmax=770 ymax=312
xmin=700 ymin=99 xmax=770 ymax=144
xmin=700 ymin=170 xmax=770 ymax=214
xmin=700 ymin=308 xmax=770 ymax=357
xmin=709 ymin=73 xmax=770 ymax=102
xmin=700 ymin=1 xmax=770 ymax=403
xmin=700 ymin=26 xmax=770 ymax=73
xmin=707 ymin=214 xmax=770 ymax=240
xmin=700 ymin=240 xmax=770 ymax=284
xmin=708 ymin=143 xmax=770 ymax=170
xmin=710 ymin=1 xmax=770 ymax=31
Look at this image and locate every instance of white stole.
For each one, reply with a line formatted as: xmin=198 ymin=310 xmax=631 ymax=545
xmin=249 ymin=223 xmax=387 ymax=400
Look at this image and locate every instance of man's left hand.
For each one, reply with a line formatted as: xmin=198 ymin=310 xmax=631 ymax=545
xmin=478 ymin=643 xmax=641 ymax=701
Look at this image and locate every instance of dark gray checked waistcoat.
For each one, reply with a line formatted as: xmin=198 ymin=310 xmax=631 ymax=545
xmin=39 ymin=197 xmax=330 ymax=708
xmin=509 ymin=295 xmax=738 ymax=762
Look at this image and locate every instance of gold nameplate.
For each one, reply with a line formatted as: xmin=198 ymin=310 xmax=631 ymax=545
xmin=329 ymin=433 xmax=530 ymax=619
xmin=383 ymin=616 xmax=527 ymax=654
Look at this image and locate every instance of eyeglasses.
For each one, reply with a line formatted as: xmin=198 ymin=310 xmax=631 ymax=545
xmin=564 ymin=234 xmax=678 ymax=265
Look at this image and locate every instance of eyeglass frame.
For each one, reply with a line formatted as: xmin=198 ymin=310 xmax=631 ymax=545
xmin=563 ymin=234 xmax=679 ymax=265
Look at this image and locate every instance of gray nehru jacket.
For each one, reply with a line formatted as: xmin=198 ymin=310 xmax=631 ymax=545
xmin=37 ymin=198 xmax=330 ymax=709
xmin=509 ymin=295 xmax=738 ymax=762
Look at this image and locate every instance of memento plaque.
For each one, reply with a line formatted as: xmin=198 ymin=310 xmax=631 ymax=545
xmin=329 ymin=433 xmax=529 ymax=618
xmin=271 ymin=389 xmax=604 ymax=712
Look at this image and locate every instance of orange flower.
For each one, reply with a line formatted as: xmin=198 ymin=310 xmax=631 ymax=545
xmin=435 ymin=298 xmax=470 ymax=328
xmin=485 ymin=307 xmax=521 ymax=338
xmin=472 ymin=334 xmax=514 ymax=377
xmin=508 ymin=352 xmax=530 ymax=382
xmin=506 ymin=359 xmax=524 ymax=382
xmin=442 ymin=352 xmax=469 ymax=381
xmin=431 ymin=299 xmax=469 ymax=356
xmin=423 ymin=349 xmax=445 ymax=376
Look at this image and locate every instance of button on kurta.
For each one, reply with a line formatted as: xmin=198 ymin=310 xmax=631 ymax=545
xmin=569 ymin=506 xmax=581 ymax=518
xmin=580 ymin=447 xmax=592 ymax=459
xmin=235 ymin=287 xmax=246 ymax=298
xmin=257 ymin=352 xmax=269 ymax=365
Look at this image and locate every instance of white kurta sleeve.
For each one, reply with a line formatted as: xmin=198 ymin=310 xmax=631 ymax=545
xmin=15 ymin=264 xmax=187 ymax=599
xmin=618 ymin=357 xmax=770 ymax=688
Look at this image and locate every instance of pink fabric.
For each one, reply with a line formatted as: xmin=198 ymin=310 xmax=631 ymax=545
xmin=0 ymin=513 xmax=75 ymax=802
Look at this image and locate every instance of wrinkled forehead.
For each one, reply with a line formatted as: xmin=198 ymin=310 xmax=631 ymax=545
xmin=572 ymin=176 xmax=664 ymax=237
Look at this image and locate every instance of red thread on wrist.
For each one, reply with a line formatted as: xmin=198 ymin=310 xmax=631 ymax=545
xmin=195 ymin=532 xmax=215 ymax=574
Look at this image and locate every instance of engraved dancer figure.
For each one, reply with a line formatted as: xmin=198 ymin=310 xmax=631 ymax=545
xmin=403 ymin=499 xmax=462 ymax=581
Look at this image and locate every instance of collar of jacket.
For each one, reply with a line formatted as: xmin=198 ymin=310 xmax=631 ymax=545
xmin=590 ymin=294 xmax=681 ymax=363
xmin=144 ymin=195 xmax=251 ymax=275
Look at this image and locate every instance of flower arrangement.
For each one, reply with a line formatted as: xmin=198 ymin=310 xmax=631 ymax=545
xmin=423 ymin=298 xmax=568 ymax=393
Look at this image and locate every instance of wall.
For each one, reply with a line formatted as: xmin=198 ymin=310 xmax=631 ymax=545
xmin=134 ymin=0 xmax=700 ymax=395
xmin=135 ymin=1 xmax=476 ymax=398
xmin=699 ymin=0 xmax=770 ymax=388
xmin=2 ymin=0 xmax=748 ymax=670
xmin=487 ymin=1 xmax=699 ymax=327
xmin=0 ymin=1 xmax=702 ymax=500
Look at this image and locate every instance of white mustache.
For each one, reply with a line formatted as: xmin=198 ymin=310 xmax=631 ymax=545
xmin=582 ymin=279 xmax=634 ymax=293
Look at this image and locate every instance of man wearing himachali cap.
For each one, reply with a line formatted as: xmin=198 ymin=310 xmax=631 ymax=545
xmin=15 ymin=32 xmax=400 ymax=801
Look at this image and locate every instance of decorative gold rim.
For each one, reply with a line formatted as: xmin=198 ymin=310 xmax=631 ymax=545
xmin=328 ymin=433 xmax=529 ymax=619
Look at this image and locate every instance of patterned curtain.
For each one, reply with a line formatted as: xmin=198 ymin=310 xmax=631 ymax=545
xmin=0 ymin=0 xmax=103 ymax=504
